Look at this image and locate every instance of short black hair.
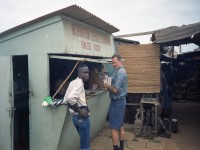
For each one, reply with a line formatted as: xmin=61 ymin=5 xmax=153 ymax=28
xmin=78 ymin=62 xmax=88 ymax=73
xmin=112 ymin=53 xmax=122 ymax=60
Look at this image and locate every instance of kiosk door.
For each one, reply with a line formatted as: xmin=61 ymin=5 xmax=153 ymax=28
xmin=0 ymin=56 xmax=14 ymax=150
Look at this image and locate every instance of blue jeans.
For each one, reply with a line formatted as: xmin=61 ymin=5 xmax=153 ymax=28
xmin=72 ymin=115 xmax=90 ymax=150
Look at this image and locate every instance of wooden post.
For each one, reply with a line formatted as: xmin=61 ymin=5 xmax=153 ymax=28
xmin=52 ymin=61 xmax=80 ymax=98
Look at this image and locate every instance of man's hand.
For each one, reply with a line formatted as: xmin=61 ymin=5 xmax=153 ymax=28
xmin=104 ymin=83 xmax=118 ymax=93
xmin=79 ymin=108 xmax=89 ymax=118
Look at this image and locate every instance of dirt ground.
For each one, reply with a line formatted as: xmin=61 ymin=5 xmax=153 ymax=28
xmin=170 ymin=101 xmax=200 ymax=150
xmin=91 ymin=101 xmax=200 ymax=150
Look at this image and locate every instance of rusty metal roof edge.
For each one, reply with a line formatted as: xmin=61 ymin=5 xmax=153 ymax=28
xmin=0 ymin=5 xmax=119 ymax=37
xmin=155 ymin=22 xmax=200 ymax=38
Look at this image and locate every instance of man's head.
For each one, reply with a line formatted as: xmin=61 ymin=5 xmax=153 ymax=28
xmin=112 ymin=53 xmax=123 ymax=69
xmin=78 ymin=63 xmax=89 ymax=82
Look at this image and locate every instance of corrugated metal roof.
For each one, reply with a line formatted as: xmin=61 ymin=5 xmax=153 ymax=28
xmin=152 ymin=22 xmax=200 ymax=46
xmin=0 ymin=5 xmax=119 ymax=36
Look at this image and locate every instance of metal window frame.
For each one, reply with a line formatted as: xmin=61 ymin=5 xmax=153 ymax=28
xmin=50 ymin=55 xmax=111 ymax=63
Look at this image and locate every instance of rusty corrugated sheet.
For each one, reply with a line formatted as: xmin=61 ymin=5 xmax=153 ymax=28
xmin=59 ymin=5 xmax=119 ymax=33
xmin=153 ymin=22 xmax=200 ymax=46
xmin=0 ymin=5 xmax=119 ymax=36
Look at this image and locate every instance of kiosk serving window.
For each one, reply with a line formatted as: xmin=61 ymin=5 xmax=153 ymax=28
xmin=49 ymin=55 xmax=110 ymax=99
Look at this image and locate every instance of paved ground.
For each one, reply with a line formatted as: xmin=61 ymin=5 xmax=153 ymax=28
xmin=90 ymin=101 xmax=200 ymax=150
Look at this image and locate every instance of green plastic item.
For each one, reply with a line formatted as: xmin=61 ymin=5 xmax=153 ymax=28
xmin=44 ymin=96 xmax=53 ymax=104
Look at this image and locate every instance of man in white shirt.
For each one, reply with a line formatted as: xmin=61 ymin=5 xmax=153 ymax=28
xmin=43 ymin=63 xmax=90 ymax=150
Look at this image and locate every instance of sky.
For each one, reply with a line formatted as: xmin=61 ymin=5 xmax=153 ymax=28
xmin=0 ymin=0 xmax=200 ymax=52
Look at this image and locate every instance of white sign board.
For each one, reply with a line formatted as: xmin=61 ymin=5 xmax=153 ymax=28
xmin=64 ymin=20 xmax=115 ymax=57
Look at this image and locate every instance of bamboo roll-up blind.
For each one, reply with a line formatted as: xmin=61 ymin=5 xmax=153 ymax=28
xmin=118 ymin=44 xmax=160 ymax=93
